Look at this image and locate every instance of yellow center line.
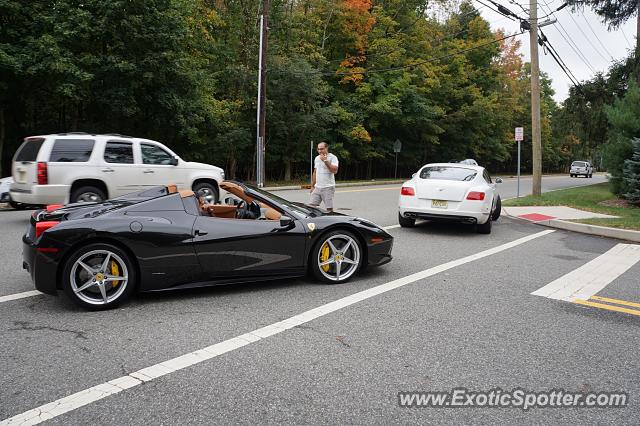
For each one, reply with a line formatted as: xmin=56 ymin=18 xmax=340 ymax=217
xmin=590 ymin=295 xmax=640 ymax=309
xmin=336 ymin=186 xmax=402 ymax=193
xmin=573 ymin=299 xmax=640 ymax=317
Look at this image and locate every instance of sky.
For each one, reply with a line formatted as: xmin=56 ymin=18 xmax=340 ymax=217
xmin=478 ymin=0 xmax=637 ymax=103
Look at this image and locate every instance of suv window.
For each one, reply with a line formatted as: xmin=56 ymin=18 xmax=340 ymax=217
xmin=572 ymin=162 xmax=586 ymax=167
xmin=141 ymin=143 xmax=173 ymax=165
xmin=14 ymin=138 xmax=45 ymax=162
xmin=420 ymin=166 xmax=477 ymax=181
xmin=49 ymin=139 xmax=95 ymax=162
xmin=104 ymin=141 xmax=134 ymax=164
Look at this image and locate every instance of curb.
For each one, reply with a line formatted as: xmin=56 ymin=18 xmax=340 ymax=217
xmin=263 ymin=180 xmax=405 ymax=192
xmin=505 ymin=211 xmax=640 ymax=243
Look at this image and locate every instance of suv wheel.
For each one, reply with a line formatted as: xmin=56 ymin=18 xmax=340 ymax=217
xmin=71 ymin=186 xmax=106 ymax=203
xmin=193 ymin=182 xmax=219 ymax=204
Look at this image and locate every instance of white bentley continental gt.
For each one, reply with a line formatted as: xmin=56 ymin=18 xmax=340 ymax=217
xmin=398 ymin=163 xmax=502 ymax=234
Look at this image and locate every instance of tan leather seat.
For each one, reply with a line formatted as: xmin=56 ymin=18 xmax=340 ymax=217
xmin=207 ymin=205 xmax=238 ymax=219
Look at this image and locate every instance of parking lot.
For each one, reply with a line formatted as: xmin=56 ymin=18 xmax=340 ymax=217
xmin=2 ymin=174 xmax=640 ymax=424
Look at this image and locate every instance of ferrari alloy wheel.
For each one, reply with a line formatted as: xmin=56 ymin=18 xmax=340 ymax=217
xmin=62 ymin=243 xmax=136 ymax=309
xmin=312 ymin=231 xmax=362 ymax=284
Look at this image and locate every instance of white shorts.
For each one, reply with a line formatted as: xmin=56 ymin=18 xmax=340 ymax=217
xmin=310 ymin=186 xmax=335 ymax=209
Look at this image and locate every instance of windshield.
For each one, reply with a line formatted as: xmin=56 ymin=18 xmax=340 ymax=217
xmin=572 ymin=162 xmax=586 ymax=167
xmin=419 ymin=166 xmax=477 ymax=181
xmin=246 ymin=185 xmax=316 ymax=218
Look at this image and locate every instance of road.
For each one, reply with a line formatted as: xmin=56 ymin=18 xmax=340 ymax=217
xmin=1 ymin=173 xmax=639 ymax=425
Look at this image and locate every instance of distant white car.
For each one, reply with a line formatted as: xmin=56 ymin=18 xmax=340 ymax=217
xmin=0 ymin=176 xmax=11 ymax=203
xmin=398 ymin=163 xmax=502 ymax=234
xmin=569 ymin=161 xmax=593 ymax=178
xmin=10 ymin=133 xmax=225 ymax=205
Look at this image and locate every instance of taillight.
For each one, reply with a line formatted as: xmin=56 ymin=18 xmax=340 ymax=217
xmin=46 ymin=204 xmax=64 ymax=212
xmin=35 ymin=221 xmax=59 ymax=239
xmin=401 ymin=187 xmax=415 ymax=196
xmin=466 ymin=191 xmax=485 ymax=200
xmin=37 ymin=162 xmax=48 ymax=185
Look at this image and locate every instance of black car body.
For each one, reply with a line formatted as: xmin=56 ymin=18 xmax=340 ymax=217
xmin=23 ymin=181 xmax=393 ymax=308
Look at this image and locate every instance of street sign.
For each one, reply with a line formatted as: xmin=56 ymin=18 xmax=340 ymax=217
xmin=515 ymin=127 xmax=524 ymax=141
xmin=393 ymin=139 xmax=402 ymax=153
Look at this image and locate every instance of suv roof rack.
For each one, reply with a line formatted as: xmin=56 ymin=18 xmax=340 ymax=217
xmin=57 ymin=132 xmax=93 ymax=136
xmin=103 ymin=133 xmax=134 ymax=138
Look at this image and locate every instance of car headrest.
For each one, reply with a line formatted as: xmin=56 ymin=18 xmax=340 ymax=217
xmin=166 ymin=184 xmax=178 ymax=194
xmin=179 ymin=189 xmax=195 ymax=198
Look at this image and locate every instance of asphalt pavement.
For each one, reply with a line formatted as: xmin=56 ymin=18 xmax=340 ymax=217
xmin=2 ymin=173 xmax=639 ymax=425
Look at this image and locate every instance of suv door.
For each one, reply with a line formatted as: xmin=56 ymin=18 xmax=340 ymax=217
xmin=102 ymin=140 xmax=141 ymax=197
xmin=139 ymin=142 xmax=186 ymax=189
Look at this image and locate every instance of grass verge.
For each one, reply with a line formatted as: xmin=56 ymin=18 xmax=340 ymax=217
xmin=503 ymin=182 xmax=640 ymax=231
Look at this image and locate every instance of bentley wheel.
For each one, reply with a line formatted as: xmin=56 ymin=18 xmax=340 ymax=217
xmin=311 ymin=231 xmax=362 ymax=284
xmin=62 ymin=243 xmax=136 ymax=309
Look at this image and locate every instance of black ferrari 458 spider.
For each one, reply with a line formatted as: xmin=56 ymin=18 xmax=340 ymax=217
xmin=22 ymin=181 xmax=393 ymax=309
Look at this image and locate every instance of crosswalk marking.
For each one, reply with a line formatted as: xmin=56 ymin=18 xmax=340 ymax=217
xmin=531 ymin=243 xmax=640 ymax=302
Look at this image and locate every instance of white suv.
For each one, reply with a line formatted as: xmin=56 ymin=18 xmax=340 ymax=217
xmin=569 ymin=161 xmax=593 ymax=178
xmin=10 ymin=133 xmax=225 ymax=205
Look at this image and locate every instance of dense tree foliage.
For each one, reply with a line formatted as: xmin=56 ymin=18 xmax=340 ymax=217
xmin=1 ymin=0 xmax=561 ymax=181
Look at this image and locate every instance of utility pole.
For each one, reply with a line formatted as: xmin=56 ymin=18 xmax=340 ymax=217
xmin=530 ymin=0 xmax=542 ymax=196
xmin=256 ymin=0 xmax=270 ymax=187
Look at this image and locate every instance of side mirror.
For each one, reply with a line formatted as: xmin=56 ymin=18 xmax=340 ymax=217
xmin=495 ymin=178 xmax=503 ymax=184
xmin=170 ymin=156 xmax=179 ymax=166
xmin=279 ymin=216 xmax=293 ymax=227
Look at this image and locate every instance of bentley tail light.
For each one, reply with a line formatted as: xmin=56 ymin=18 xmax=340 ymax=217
xmin=35 ymin=221 xmax=60 ymax=239
xmin=401 ymin=187 xmax=415 ymax=196
xmin=466 ymin=191 xmax=485 ymax=201
xmin=37 ymin=162 xmax=48 ymax=185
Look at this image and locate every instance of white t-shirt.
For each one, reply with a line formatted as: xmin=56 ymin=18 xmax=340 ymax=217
xmin=314 ymin=153 xmax=339 ymax=188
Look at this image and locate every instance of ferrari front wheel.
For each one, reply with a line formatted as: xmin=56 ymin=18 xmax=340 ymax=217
xmin=62 ymin=243 xmax=136 ymax=310
xmin=311 ymin=231 xmax=362 ymax=284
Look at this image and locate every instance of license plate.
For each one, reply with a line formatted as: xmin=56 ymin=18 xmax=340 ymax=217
xmin=432 ymin=199 xmax=448 ymax=209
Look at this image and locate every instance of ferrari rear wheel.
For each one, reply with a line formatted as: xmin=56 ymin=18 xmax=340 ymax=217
xmin=62 ymin=243 xmax=136 ymax=309
xmin=312 ymin=231 xmax=362 ymax=284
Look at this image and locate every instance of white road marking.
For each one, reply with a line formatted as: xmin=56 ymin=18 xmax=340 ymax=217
xmin=382 ymin=224 xmax=401 ymax=230
xmin=0 ymin=230 xmax=554 ymax=425
xmin=0 ymin=290 xmax=41 ymax=303
xmin=531 ymin=243 xmax=640 ymax=301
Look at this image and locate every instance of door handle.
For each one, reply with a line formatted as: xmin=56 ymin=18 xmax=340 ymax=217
xmin=101 ymin=169 xmax=115 ymax=173
xmin=143 ymin=170 xmax=155 ymax=174
xmin=194 ymin=229 xmax=208 ymax=236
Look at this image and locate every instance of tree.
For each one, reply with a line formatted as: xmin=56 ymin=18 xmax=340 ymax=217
xmin=623 ymin=138 xmax=640 ymax=204
xmin=604 ymin=79 xmax=640 ymax=195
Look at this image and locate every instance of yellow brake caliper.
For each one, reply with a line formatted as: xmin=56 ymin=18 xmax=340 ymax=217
xmin=320 ymin=243 xmax=331 ymax=272
xmin=110 ymin=260 xmax=120 ymax=287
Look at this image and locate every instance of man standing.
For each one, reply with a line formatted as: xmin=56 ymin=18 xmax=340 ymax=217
xmin=309 ymin=142 xmax=339 ymax=212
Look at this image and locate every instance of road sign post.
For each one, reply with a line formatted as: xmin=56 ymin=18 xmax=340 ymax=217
xmin=515 ymin=127 xmax=524 ymax=198
xmin=393 ymin=139 xmax=402 ymax=179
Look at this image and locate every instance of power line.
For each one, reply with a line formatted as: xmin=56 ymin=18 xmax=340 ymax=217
xmin=537 ymin=2 xmax=597 ymax=74
xmin=620 ymin=26 xmax=633 ymax=49
xmin=579 ymin=11 xmax=615 ymax=60
xmin=539 ymin=30 xmax=582 ymax=89
xmin=563 ymin=9 xmax=609 ymax=62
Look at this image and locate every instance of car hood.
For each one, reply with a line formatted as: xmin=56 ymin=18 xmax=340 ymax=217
xmin=182 ymin=161 xmax=224 ymax=174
